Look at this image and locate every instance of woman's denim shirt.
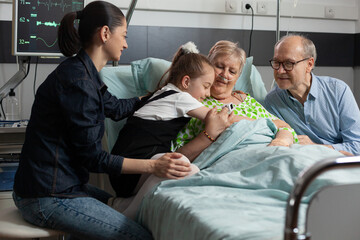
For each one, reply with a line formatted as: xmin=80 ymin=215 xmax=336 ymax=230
xmin=14 ymin=50 xmax=140 ymax=198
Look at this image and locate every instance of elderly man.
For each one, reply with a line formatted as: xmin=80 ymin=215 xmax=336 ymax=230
xmin=264 ymin=34 xmax=360 ymax=155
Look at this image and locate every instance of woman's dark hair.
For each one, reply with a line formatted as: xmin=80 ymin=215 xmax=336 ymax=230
xmin=58 ymin=1 xmax=125 ymax=57
xmin=158 ymin=44 xmax=214 ymax=89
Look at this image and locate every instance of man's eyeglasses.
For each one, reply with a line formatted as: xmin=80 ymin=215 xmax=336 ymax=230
xmin=269 ymin=58 xmax=310 ymax=71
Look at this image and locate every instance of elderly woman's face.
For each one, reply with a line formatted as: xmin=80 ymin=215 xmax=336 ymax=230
xmin=210 ymin=54 xmax=242 ymax=98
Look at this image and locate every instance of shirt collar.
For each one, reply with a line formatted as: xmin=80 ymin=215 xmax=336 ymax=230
xmin=76 ymin=49 xmax=104 ymax=90
xmin=285 ymin=72 xmax=318 ymax=101
xmin=308 ymin=72 xmax=318 ymax=99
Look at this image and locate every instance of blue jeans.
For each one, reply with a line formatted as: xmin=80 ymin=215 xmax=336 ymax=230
xmin=13 ymin=185 xmax=153 ymax=240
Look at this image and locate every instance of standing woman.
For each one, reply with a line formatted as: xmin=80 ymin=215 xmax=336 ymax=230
xmin=13 ymin=1 xmax=191 ymax=239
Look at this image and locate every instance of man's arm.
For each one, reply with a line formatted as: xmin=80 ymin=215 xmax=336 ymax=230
xmin=331 ymin=86 xmax=360 ymax=155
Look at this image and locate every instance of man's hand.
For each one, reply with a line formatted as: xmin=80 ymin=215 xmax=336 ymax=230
xmin=298 ymin=135 xmax=315 ymax=145
xmin=339 ymin=150 xmax=354 ymax=156
xmin=298 ymin=135 xmax=337 ymax=150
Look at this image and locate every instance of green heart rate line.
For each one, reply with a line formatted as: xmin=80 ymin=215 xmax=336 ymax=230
xmin=36 ymin=21 xmax=60 ymax=27
xmin=36 ymin=0 xmax=83 ymax=12
xmin=18 ymin=37 xmax=58 ymax=48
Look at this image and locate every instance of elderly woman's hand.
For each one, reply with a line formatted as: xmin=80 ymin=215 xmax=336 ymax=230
xmin=268 ymin=138 xmax=292 ymax=147
xmin=204 ymin=108 xmax=235 ymax=139
xmin=268 ymin=128 xmax=293 ymax=147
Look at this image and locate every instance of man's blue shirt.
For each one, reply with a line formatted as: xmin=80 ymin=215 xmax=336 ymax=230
xmin=265 ymin=73 xmax=360 ymax=155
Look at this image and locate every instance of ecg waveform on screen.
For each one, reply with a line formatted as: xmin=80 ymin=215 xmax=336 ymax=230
xmin=36 ymin=37 xmax=58 ymax=47
xmin=16 ymin=0 xmax=84 ymax=55
xmin=36 ymin=21 xmax=60 ymax=27
xmin=36 ymin=0 xmax=83 ymax=12
xmin=18 ymin=37 xmax=57 ymax=48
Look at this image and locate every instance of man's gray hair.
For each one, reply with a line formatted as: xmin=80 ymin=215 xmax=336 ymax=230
xmin=275 ymin=33 xmax=317 ymax=63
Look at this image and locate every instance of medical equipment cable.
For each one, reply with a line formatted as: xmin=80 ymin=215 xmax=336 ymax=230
xmin=245 ymin=4 xmax=254 ymax=57
xmin=33 ymin=56 xmax=39 ymax=97
xmin=0 ymin=99 xmax=5 ymax=120
xmin=0 ymin=58 xmax=31 ymax=120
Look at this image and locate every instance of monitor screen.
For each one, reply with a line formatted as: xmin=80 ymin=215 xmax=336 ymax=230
xmin=12 ymin=0 xmax=85 ymax=57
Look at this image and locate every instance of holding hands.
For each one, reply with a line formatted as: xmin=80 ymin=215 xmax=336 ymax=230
xmin=151 ymin=152 xmax=192 ymax=179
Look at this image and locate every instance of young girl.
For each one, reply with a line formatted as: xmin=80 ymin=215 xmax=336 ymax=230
xmin=109 ymin=42 xmax=217 ymax=197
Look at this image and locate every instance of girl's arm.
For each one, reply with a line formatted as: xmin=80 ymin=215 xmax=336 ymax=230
xmin=177 ymin=108 xmax=236 ymax=161
xmin=188 ymin=106 xmax=254 ymax=122
xmin=187 ymin=106 xmax=211 ymax=121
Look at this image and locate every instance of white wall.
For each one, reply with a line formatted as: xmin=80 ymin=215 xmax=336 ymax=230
xmin=1 ymin=0 xmax=360 ymax=119
xmin=355 ymin=0 xmax=360 ymax=105
xmin=357 ymin=0 xmax=360 ymax=32
xmin=355 ymin=67 xmax=360 ymax=105
xmin=352 ymin=0 xmax=360 ymax=105
xmin=90 ymin=0 xmax=359 ymax=33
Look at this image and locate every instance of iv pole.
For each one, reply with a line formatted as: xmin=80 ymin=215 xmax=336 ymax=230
xmin=270 ymin=0 xmax=281 ymax=90
xmin=276 ymin=0 xmax=280 ymax=42
xmin=112 ymin=0 xmax=138 ymax=66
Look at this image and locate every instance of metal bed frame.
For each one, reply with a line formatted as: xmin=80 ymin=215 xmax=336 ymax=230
xmin=284 ymin=156 xmax=360 ymax=240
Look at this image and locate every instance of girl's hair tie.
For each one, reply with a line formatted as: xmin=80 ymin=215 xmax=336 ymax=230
xmin=181 ymin=41 xmax=199 ymax=54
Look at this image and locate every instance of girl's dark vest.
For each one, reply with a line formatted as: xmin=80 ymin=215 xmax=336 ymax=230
xmin=110 ymin=90 xmax=191 ymax=197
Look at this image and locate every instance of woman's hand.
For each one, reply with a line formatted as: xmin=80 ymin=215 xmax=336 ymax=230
xmin=151 ymin=152 xmax=192 ymax=179
xmin=268 ymin=138 xmax=292 ymax=147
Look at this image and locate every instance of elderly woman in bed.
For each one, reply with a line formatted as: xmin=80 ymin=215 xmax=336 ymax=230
xmin=172 ymin=40 xmax=298 ymax=161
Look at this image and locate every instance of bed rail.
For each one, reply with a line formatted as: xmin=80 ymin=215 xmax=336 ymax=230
xmin=284 ymin=155 xmax=360 ymax=240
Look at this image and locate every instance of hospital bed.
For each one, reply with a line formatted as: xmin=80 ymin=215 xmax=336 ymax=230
xmin=285 ymin=156 xmax=360 ymax=240
xmin=99 ymin=58 xmax=360 ymax=240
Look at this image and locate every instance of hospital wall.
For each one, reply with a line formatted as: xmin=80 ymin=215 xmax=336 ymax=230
xmin=0 ymin=0 xmax=360 ymax=120
xmin=355 ymin=2 xmax=360 ymax=105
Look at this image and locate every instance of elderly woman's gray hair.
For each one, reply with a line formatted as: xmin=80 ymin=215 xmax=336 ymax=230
xmin=208 ymin=40 xmax=247 ymax=72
